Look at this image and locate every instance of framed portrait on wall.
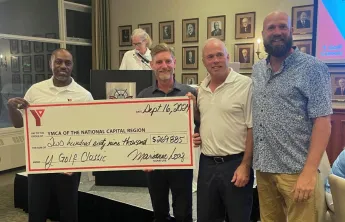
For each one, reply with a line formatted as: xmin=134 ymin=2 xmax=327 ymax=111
xmin=292 ymin=5 xmax=314 ymax=35
xmin=21 ymin=40 xmax=31 ymax=54
xmin=182 ymin=73 xmax=198 ymax=85
xmin=182 ymin=46 xmax=198 ymax=70
xmin=234 ymin=43 xmax=254 ymax=69
xmin=119 ymin=50 xmax=128 ymax=66
xmin=119 ymin=25 xmax=132 ymax=46
xmin=138 ymin=23 xmax=152 ymax=40
xmin=331 ymin=73 xmax=345 ymax=101
xmin=35 ymin=74 xmax=46 ymax=83
xmin=159 ymin=21 xmax=174 ymax=44
xmin=11 ymin=56 xmax=20 ymax=73
xmin=47 ymin=54 xmax=52 ymax=71
xmin=293 ymin=39 xmax=312 ymax=55
xmin=10 ymin=40 xmax=19 ymax=54
xmin=34 ymin=55 xmax=45 ymax=72
xmin=235 ymin=12 xmax=255 ymax=39
xmin=182 ymin=18 xmax=199 ymax=43
xmin=207 ymin=15 xmax=226 ymax=40
xmin=22 ymin=56 xmax=32 ymax=72
xmin=12 ymin=74 xmax=21 ymax=91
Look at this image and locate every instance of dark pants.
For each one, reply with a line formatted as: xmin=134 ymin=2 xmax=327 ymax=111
xmin=197 ymin=153 xmax=254 ymax=222
xmin=28 ymin=172 xmax=81 ymax=222
xmin=146 ymin=169 xmax=193 ymax=222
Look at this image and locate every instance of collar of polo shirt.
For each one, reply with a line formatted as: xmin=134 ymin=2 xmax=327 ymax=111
xmin=47 ymin=76 xmax=79 ymax=92
xmin=200 ymin=68 xmax=236 ymax=90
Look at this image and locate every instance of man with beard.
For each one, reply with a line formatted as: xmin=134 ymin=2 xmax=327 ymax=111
xmin=7 ymin=48 xmax=93 ymax=222
xmin=137 ymin=43 xmax=197 ymax=222
xmin=251 ymin=11 xmax=332 ymax=222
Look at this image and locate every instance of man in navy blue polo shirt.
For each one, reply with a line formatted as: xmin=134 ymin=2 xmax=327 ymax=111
xmin=252 ymin=11 xmax=332 ymax=222
xmin=137 ymin=43 xmax=198 ymax=222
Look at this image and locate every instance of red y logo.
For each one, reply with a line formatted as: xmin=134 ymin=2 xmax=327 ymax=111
xmin=30 ymin=109 xmax=45 ymax=126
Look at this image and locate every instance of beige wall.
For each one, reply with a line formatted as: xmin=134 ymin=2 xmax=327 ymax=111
xmin=110 ymin=0 xmax=313 ymax=82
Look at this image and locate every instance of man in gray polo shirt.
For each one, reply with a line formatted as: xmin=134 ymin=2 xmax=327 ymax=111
xmin=252 ymin=11 xmax=332 ymax=222
xmin=137 ymin=43 xmax=197 ymax=222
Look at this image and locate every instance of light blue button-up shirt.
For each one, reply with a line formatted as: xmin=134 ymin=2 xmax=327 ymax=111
xmin=252 ymin=48 xmax=333 ymax=173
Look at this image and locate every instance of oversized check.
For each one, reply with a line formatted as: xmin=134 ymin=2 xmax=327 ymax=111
xmin=23 ymin=97 xmax=195 ymax=174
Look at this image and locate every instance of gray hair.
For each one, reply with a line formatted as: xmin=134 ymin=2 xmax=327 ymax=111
xmin=131 ymin=28 xmax=152 ymax=48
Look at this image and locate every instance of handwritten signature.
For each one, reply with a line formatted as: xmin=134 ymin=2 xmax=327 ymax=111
xmin=127 ymin=147 xmax=185 ymax=162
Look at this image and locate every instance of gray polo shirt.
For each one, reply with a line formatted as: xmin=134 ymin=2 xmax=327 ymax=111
xmin=252 ymin=47 xmax=333 ymax=174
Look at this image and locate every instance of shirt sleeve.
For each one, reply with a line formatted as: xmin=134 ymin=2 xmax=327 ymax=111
xmin=243 ymin=81 xmax=253 ymax=128
xmin=306 ymin=62 xmax=333 ymax=118
xmin=85 ymin=92 xmax=94 ymax=101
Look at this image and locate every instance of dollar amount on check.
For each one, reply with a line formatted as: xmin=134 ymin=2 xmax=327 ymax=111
xmin=23 ymin=97 xmax=195 ymax=174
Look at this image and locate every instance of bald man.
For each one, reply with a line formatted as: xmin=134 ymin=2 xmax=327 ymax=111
xmin=7 ymin=48 xmax=93 ymax=222
xmin=297 ymin=11 xmax=311 ymax=29
xmin=251 ymin=11 xmax=332 ymax=222
xmin=193 ymin=38 xmax=254 ymax=222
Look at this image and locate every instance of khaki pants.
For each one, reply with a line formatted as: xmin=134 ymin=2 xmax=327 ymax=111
xmin=256 ymin=171 xmax=321 ymax=222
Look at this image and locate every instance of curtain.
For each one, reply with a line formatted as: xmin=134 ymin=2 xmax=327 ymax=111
xmin=92 ymin=0 xmax=111 ymax=70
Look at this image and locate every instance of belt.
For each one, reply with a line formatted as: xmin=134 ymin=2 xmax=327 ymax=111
xmin=202 ymin=152 xmax=244 ymax=164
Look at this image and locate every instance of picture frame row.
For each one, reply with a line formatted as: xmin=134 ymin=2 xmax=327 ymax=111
xmin=10 ymin=34 xmax=58 ymax=54
xmin=118 ymin=4 xmax=314 ymax=46
xmin=11 ymin=73 xmax=52 ymax=91
xmin=119 ymin=39 xmax=312 ymax=70
xmin=10 ymin=54 xmax=52 ymax=73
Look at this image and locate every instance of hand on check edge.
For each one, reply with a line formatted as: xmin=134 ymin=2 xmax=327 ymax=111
xmin=192 ymin=133 xmax=201 ymax=147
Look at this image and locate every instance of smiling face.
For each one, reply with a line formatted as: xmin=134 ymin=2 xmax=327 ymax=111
xmin=150 ymin=51 xmax=176 ymax=82
xmin=50 ymin=49 xmax=73 ymax=86
xmin=262 ymin=11 xmax=293 ymax=58
xmin=202 ymin=39 xmax=230 ymax=79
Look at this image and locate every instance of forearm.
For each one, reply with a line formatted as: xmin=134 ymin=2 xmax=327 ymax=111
xmin=303 ymin=116 xmax=331 ymax=172
xmin=241 ymin=128 xmax=253 ymax=166
xmin=8 ymin=106 xmax=24 ymax=128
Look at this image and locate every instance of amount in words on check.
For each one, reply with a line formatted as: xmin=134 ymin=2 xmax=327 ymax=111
xmin=41 ymin=134 xmax=188 ymax=150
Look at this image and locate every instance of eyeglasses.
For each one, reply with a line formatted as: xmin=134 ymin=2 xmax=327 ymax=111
xmin=132 ymin=41 xmax=143 ymax=47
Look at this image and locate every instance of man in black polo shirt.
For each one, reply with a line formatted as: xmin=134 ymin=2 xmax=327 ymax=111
xmin=137 ymin=43 xmax=198 ymax=222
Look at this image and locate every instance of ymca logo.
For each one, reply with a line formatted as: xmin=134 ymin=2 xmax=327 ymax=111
xmin=30 ymin=109 xmax=45 ymax=126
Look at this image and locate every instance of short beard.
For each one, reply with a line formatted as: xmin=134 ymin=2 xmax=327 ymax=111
xmin=264 ymin=35 xmax=293 ymax=57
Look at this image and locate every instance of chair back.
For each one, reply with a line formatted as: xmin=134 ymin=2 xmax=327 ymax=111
xmin=329 ymin=174 xmax=345 ymax=222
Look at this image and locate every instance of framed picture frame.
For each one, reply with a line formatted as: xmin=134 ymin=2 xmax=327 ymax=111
xmin=119 ymin=25 xmax=132 ymax=46
xmin=45 ymin=33 xmax=58 ymax=52
xmin=182 ymin=73 xmax=198 ymax=85
xmin=23 ymin=74 xmax=32 ymax=92
xmin=33 ymin=35 xmax=44 ymax=53
xmin=331 ymin=73 xmax=345 ymax=101
xmin=182 ymin=18 xmax=199 ymax=43
xmin=21 ymin=40 xmax=31 ymax=53
xmin=182 ymin=46 xmax=198 ymax=70
xmin=35 ymin=74 xmax=46 ymax=83
xmin=292 ymin=5 xmax=314 ymax=35
xmin=47 ymin=54 xmax=52 ymax=71
xmin=119 ymin=50 xmax=128 ymax=66
xmin=22 ymin=56 xmax=32 ymax=72
xmin=234 ymin=43 xmax=254 ymax=69
xmin=159 ymin=20 xmax=174 ymax=44
xmin=207 ymin=15 xmax=226 ymax=40
xmin=10 ymin=40 xmax=19 ymax=54
xmin=293 ymin=39 xmax=312 ymax=55
xmin=11 ymin=56 xmax=20 ymax=73
xmin=34 ymin=55 xmax=45 ymax=72
xmin=138 ymin=23 xmax=152 ymax=40
xmin=235 ymin=12 xmax=256 ymax=39
xmin=12 ymin=74 xmax=21 ymax=91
